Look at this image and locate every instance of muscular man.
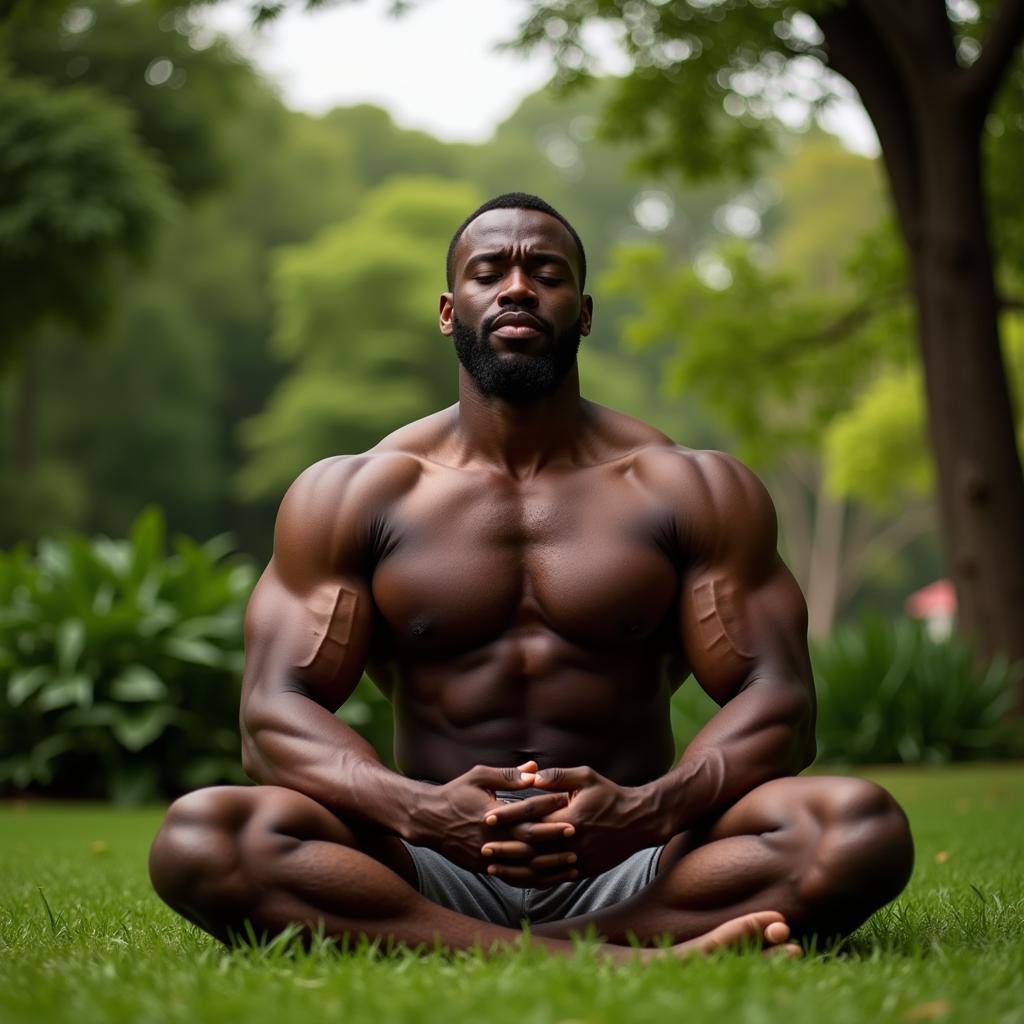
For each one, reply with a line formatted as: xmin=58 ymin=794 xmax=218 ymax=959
xmin=150 ymin=193 xmax=913 ymax=960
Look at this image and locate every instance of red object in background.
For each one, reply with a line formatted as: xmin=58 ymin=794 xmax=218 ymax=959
xmin=905 ymin=579 xmax=957 ymax=619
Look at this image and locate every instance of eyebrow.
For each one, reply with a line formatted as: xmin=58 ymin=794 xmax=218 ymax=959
xmin=464 ymin=251 xmax=574 ymax=271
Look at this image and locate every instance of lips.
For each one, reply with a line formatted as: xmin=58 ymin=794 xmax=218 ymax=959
xmin=488 ymin=311 xmax=549 ymax=341
xmin=491 ymin=311 xmax=544 ymax=331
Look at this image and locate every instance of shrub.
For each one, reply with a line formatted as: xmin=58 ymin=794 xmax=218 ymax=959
xmin=0 ymin=508 xmax=256 ymax=802
xmin=812 ymin=615 xmax=1023 ymax=765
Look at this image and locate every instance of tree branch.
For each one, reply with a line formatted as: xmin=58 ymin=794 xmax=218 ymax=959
xmin=963 ymin=0 xmax=1024 ymax=112
xmin=767 ymin=286 xmax=908 ymax=365
xmin=838 ymin=502 xmax=935 ymax=605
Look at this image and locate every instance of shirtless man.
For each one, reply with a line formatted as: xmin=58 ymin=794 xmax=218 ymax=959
xmin=150 ymin=193 xmax=913 ymax=960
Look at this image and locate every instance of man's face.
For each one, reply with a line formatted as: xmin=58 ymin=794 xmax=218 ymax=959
xmin=440 ymin=208 xmax=593 ymax=404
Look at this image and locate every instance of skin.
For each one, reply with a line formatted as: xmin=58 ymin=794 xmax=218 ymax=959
xmin=150 ymin=208 xmax=914 ymax=960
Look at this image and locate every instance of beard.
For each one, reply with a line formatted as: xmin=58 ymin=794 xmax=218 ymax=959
xmin=452 ymin=310 xmax=582 ymax=405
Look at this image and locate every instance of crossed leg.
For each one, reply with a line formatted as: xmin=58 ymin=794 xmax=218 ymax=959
xmin=149 ymin=775 xmax=911 ymax=959
xmin=534 ymin=775 xmax=914 ymax=945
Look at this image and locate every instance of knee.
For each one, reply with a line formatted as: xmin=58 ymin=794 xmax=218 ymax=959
xmin=800 ymin=778 xmax=914 ymax=910
xmin=149 ymin=786 xmax=257 ymax=916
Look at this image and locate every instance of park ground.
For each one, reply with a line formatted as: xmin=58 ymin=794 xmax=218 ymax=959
xmin=1 ymin=765 xmax=1022 ymax=1024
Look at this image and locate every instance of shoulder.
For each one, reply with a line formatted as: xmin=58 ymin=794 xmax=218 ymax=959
xmin=273 ymin=408 xmax=457 ymax=568
xmin=273 ymin=450 xmax=424 ymax=577
xmin=632 ymin=446 xmax=778 ymax=565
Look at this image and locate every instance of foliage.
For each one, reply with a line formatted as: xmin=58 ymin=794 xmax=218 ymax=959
xmin=602 ymin=227 xmax=912 ymax=468
xmin=824 ymin=316 xmax=1024 ymax=511
xmin=239 ymin=176 xmax=483 ymax=498
xmin=0 ymin=71 xmax=171 ymax=361
xmin=0 ymin=509 xmax=256 ymax=802
xmin=812 ymin=615 xmax=1024 ymax=765
xmin=3 ymin=0 xmax=248 ymax=201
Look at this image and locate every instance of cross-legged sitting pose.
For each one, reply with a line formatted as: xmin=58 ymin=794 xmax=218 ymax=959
xmin=150 ymin=193 xmax=913 ymax=961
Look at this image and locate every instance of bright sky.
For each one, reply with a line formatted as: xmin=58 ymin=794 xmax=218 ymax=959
xmin=201 ymin=0 xmax=879 ymax=154
xmin=201 ymin=0 xmax=575 ymax=141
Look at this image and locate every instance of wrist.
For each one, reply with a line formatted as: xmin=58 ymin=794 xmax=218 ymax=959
xmin=635 ymin=775 xmax=686 ymax=845
xmin=391 ymin=777 xmax=443 ymax=845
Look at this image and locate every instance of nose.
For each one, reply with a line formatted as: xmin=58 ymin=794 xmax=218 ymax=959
xmin=497 ymin=267 xmax=538 ymax=307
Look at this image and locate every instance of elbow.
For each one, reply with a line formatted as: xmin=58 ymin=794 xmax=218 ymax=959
xmin=239 ymin=702 xmax=274 ymax=784
xmin=792 ymin=689 xmax=817 ymax=772
xmin=240 ymin=732 xmax=263 ymax=784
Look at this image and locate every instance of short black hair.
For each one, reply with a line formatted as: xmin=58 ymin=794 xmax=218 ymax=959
xmin=446 ymin=192 xmax=586 ymax=290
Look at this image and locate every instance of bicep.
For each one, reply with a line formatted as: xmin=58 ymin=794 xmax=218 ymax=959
xmin=680 ymin=559 xmax=810 ymax=705
xmin=676 ymin=452 xmax=811 ymax=705
xmin=242 ymin=560 xmax=373 ymax=715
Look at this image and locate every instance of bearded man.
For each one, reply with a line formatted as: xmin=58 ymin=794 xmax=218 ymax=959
xmin=150 ymin=193 xmax=913 ymax=960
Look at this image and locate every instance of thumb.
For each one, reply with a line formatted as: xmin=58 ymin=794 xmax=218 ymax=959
xmin=469 ymin=764 xmax=536 ymax=789
xmin=533 ymin=766 xmax=594 ymax=790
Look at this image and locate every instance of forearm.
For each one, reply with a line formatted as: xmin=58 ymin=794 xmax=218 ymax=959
xmin=641 ymin=679 xmax=815 ymax=839
xmin=241 ymin=691 xmax=426 ymax=839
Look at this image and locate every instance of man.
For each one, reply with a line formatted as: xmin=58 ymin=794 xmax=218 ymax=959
xmin=150 ymin=193 xmax=913 ymax=961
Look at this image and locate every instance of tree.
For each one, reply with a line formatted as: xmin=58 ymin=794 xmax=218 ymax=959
xmin=513 ymin=0 xmax=1024 ymax=668
xmin=239 ymin=177 xmax=483 ymax=499
xmin=0 ymin=73 xmax=169 ymax=504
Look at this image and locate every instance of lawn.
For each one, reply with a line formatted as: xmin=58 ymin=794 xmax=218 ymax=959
xmin=1 ymin=765 xmax=1022 ymax=1024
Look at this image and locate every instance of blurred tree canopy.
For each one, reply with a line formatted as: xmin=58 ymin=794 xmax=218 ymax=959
xmin=240 ymin=177 xmax=480 ymax=498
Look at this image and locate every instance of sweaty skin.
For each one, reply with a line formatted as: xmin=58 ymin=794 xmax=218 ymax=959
xmin=150 ymin=207 xmax=913 ymax=959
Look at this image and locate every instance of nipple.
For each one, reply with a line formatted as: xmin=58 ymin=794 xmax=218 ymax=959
xmin=410 ymin=616 xmax=431 ymax=638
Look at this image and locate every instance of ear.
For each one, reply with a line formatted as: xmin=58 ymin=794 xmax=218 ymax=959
xmin=579 ymin=294 xmax=594 ymax=337
xmin=439 ymin=292 xmax=454 ymax=337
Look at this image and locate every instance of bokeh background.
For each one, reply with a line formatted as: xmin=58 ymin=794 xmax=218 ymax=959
xmin=1 ymin=0 xmax=1022 ymax=802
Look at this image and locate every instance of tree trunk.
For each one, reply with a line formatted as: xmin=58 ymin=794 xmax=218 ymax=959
xmin=819 ymin=1 xmax=1024 ymax=687
xmin=911 ymin=101 xmax=1024 ymax=672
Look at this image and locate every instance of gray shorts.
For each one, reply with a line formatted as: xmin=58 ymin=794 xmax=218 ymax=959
xmin=400 ymin=789 xmax=664 ymax=927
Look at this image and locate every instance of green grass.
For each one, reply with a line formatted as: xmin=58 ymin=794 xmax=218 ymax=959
xmin=1 ymin=766 xmax=1022 ymax=1024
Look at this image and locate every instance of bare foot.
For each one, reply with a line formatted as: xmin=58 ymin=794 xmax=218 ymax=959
xmin=647 ymin=911 xmax=802 ymax=960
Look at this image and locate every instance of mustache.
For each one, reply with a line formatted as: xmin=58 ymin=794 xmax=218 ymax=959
xmin=480 ymin=308 xmax=555 ymax=338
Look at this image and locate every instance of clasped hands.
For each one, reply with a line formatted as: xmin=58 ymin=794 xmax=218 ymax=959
xmin=418 ymin=760 xmax=665 ymax=888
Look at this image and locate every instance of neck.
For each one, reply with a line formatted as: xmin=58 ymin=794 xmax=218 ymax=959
xmin=453 ymin=364 xmax=588 ymax=478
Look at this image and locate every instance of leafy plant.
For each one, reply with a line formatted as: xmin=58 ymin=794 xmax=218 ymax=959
xmin=0 ymin=508 xmax=256 ymax=801
xmin=812 ymin=615 xmax=1023 ymax=765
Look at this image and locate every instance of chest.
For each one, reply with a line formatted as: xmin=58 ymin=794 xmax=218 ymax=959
xmin=369 ymin=468 xmax=679 ymax=652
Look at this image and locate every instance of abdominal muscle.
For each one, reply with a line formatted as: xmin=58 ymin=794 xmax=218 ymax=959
xmin=382 ymin=633 xmax=680 ymax=786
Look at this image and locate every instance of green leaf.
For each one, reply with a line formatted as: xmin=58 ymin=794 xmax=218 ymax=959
xmin=8 ymin=665 xmax=51 ymax=707
xmin=56 ymin=618 xmax=85 ymax=673
xmin=129 ymin=507 xmax=166 ymax=578
xmin=112 ymin=706 xmax=172 ymax=752
xmin=36 ymin=674 xmax=92 ymax=712
xmin=91 ymin=537 xmax=132 ymax=579
xmin=110 ymin=665 xmax=167 ymax=702
xmin=164 ymin=636 xmax=226 ymax=668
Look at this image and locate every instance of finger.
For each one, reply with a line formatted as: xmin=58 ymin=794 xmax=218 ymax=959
xmin=487 ymin=863 xmax=579 ymax=883
xmin=509 ymin=821 xmax=576 ymax=843
xmin=529 ymin=851 xmax=578 ymax=870
xmin=763 ymin=921 xmax=791 ymax=946
xmin=468 ymin=764 xmax=537 ymax=792
xmin=480 ymin=841 xmax=534 ymax=861
xmin=532 ymin=766 xmax=596 ymax=790
xmin=483 ymin=792 xmax=571 ymax=827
